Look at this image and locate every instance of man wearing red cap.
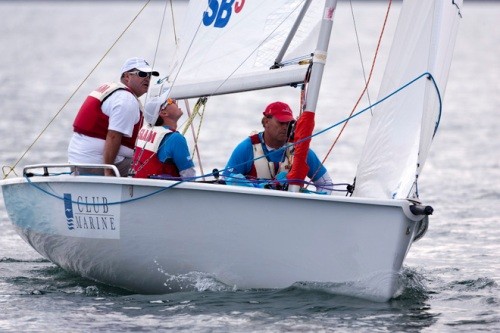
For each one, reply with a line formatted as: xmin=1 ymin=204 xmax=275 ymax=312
xmin=223 ymin=101 xmax=333 ymax=194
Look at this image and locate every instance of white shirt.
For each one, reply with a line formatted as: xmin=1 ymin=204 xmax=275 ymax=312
xmin=68 ymin=90 xmax=140 ymax=164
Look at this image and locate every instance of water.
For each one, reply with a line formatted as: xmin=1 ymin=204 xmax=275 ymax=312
xmin=1 ymin=1 xmax=499 ymax=332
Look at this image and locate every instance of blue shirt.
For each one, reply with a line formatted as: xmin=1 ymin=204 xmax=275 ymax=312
xmin=224 ymin=132 xmax=327 ymax=181
xmin=157 ymin=128 xmax=194 ymax=172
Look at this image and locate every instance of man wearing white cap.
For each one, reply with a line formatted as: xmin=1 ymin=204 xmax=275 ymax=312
xmin=68 ymin=57 xmax=159 ymax=176
xmin=131 ymin=93 xmax=195 ymax=179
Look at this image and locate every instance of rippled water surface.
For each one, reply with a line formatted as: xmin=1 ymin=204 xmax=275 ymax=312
xmin=0 ymin=1 xmax=499 ymax=332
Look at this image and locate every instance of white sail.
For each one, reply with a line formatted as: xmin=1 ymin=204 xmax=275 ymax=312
xmin=353 ymin=0 xmax=462 ymax=199
xmin=163 ymin=0 xmax=324 ymax=98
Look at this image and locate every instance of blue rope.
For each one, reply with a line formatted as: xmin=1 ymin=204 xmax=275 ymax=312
xmin=236 ymin=72 xmax=442 ymax=158
xmin=25 ymin=175 xmax=184 ymax=206
xmin=224 ymin=71 xmax=443 ymax=182
xmin=308 ymin=71 xmax=442 ymax=141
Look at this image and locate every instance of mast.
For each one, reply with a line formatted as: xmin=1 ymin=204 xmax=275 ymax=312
xmin=287 ymin=0 xmax=337 ymax=192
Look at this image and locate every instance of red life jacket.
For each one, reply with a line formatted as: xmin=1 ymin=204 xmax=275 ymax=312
xmin=248 ymin=133 xmax=293 ymax=179
xmin=132 ymin=125 xmax=180 ymax=178
xmin=72 ymin=82 xmax=143 ymax=149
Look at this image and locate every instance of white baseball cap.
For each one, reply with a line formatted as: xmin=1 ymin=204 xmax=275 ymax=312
xmin=120 ymin=57 xmax=159 ymax=76
xmin=144 ymin=92 xmax=169 ymax=125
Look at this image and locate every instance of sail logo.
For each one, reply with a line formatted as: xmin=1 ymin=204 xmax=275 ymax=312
xmin=203 ymin=0 xmax=245 ymax=28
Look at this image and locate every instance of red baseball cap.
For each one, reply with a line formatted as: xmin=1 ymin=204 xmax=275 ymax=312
xmin=263 ymin=101 xmax=295 ymax=122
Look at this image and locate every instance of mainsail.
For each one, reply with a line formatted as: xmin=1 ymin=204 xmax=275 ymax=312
xmin=353 ymin=0 xmax=463 ymax=199
xmin=164 ymin=0 xmax=324 ymax=99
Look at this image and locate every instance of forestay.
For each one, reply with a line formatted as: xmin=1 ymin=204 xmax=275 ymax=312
xmin=353 ymin=0 xmax=463 ymax=199
xmin=164 ymin=0 xmax=324 ymax=99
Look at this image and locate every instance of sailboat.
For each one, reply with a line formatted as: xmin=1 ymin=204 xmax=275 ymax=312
xmin=0 ymin=0 xmax=462 ymax=302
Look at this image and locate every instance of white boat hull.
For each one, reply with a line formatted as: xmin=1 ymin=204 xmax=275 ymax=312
xmin=1 ymin=169 xmax=428 ymax=302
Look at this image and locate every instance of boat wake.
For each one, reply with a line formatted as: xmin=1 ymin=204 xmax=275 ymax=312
xmin=291 ymin=267 xmax=430 ymax=302
xmin=154 ymin=259 xmax=234 ymax=293
xmin=393 ymin=267 xmax=430 ymax=301
xmin=0 ymin=259 xmax=129 ymax=296
xmin=0 ymin=257 xmax=50 ymax=263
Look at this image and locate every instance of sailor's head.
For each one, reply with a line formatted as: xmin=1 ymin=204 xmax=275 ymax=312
xmin=262 ymin=101 xmax=295 ymax=122
xmin=262 ymin=101 xmax=296 ymax=147
xmin=120 ymin=57 xmax=160 ymax=97
xmin=120 ymin=57 xmax=160 ymax=77
xmin=144 ymin=93 xmax=182 ymax=126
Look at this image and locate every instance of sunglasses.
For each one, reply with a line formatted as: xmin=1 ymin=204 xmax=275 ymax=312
xmin=128 ymin=70 xmax=151 ymax=78
xmin=161 ymin=98 xmax=177 ymax=109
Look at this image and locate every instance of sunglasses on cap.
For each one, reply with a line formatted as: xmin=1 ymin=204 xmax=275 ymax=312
xmin=128 ymin=70 xmax=151 ymax=78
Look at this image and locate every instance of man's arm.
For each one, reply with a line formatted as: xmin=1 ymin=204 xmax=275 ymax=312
xmin=223 ymin=138 xmax=253 ymax=177
xmin=103 ymin=129 xmax=123 ymax=176
xmin=306 ymin=150 xmax=333 ymax=194
xmin=313 ymin=173 xmax=333 ymax=195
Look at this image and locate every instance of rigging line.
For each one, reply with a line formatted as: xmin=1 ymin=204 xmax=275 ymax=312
xmin=181 ymin=97 xmax=205 ymax=135
xmin=267 ymin=72 xmax=438 ymax=163
xmin=307 ymin=72 xmax=441 ymax=142
xmin=307 ymin=0 xmax=393 ymax=185
xmin=193 ymin=101 xmax=206 ymax=162
xmin=183 ymin=99 xmax=206 ymax=179
xmin=166 ymin=2 xmax=206 ymax=90
xmin=133 ymin=0 xmax=188 ymax=178
xmin=152 ymin=0 xmax=179 ymax=85
xmin=2 ymin=166 xmax=18 ymax=178
xmin=131 ymin=0 xmax=171 ymax=171
xmin=2 ymin=0 xmax=152 ymax=180
xmin=169 ymin=0 xmax=179 ymax=43
xmin=150 ymin=0 xmax=170 ymax=72
xmin=135 ymin=0 xmax=169 ymax=134
xmin=181 ymin=98 xmax=206 ymax=154
xmin=349 ymin=0 xmax=373 ymax=110
xmin=25 ymin=175 xmax=183 ymax=206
